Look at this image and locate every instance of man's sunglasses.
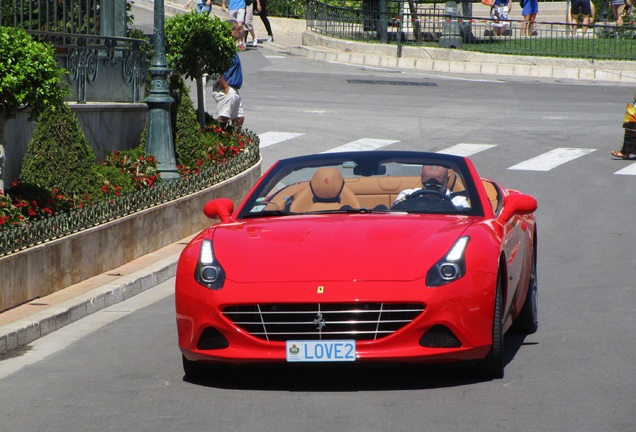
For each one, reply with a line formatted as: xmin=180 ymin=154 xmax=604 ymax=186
xmin=423 ymin=178 xmax=444 ymax=190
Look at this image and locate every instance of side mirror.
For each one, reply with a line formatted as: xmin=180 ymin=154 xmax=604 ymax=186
xmin=497 ymin=194 xmax=537 ymax=224
xmin=203 ymin=198 xmax=234 ymax=223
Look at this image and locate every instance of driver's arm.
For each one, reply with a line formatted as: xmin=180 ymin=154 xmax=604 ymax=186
xmin=393 ymin=188 xmax=418 ymax=206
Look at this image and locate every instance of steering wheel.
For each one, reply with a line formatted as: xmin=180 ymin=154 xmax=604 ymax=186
xmin=391 ymin=188 xmax=456 ymax=212
xmin=406 ymin=189 xmax=453 ymax=203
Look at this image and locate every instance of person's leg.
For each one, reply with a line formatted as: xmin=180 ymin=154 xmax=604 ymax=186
xmin=243 ymin=5 xmax=257 ymax=45
xmin=522 ymin=15 xmax=529 ymax=35
xmin=581 ymin=14 xmax=590 ymax=34
xmin=231 ymin=92 xmax=244 ymax=128
xmin=215 ymin=90 xmax=235 ymax=128
xmin=259 ymin=0 xmax=274 ymax=40
xmin=614 ymin=4 xmax=626 ymax=26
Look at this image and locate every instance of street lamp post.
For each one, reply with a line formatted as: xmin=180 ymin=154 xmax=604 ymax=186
xmin=145 ymin=0 xmax=179 ymax=180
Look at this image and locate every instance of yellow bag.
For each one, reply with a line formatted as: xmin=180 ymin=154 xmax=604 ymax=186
xmin=624 ymin=102 xmax=636 ymax=129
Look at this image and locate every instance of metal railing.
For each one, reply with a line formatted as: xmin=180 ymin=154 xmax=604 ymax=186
xmin=0 ymin=0 xmax=100 ymax=34
xmin=31 ymin=31 xmax=149 ymax=103
xmin=306 ymin=0 xmax=636 ymax=60
xmin=0 ymin=133 xmax=260 ymax=257
xmin=1 ymin=0 xmax=149 ymax=103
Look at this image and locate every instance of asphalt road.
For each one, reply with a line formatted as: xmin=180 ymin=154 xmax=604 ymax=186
xmin=1 ymin=12 xmax=635 ymax=432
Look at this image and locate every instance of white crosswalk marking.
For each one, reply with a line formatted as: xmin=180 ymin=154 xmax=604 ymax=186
xmin=614 ymin=163 xmax=636 ymax=175
xmin=437 ymin=143 xmax=497 ymax=157
xmin=258 ymin=132 xmax=304 ymax=148
xmin=323 ymin=138 xmax=399 ymax=153
xmin=258 ymin=133 xmax=634 ymax=176
xmin=508 ymin=148 xmax=596 ymax=171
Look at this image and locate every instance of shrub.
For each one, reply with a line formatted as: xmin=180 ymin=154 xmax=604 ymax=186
xmin=174 ymin=85 xmax=206 ymax=168
xmin=0 ymin=26 xmax=69 ymax=120
xmin=177 ymin=124 xmax=252 ymax=176
xmin=0 ymin=191 xmax=25 ymax=228
xmin=91 ymin=165 xmax=136 ymax=198
xmin=19 ymin=102 xmax=98 ymax=198
xmin=4 ymin=180 xmax=90 ymax=222
xmin=102 ymin=148 xmax=160 ymax=190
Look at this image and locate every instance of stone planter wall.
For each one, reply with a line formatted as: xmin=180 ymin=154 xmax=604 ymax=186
xmin=0 ymin=160 xmax=261 ymax=312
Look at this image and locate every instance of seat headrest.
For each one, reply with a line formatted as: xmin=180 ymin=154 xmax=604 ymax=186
xmin=310 ymin=168 xmax=345 ymax=203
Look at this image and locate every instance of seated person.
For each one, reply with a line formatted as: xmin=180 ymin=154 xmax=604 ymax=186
xmin=393 ymin=165 xmax=470 ymax=209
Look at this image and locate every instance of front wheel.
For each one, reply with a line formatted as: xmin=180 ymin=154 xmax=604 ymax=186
xmin=479 ymin=276 xmax=504 ymax=379
xmin=512 ymin=244 xmax=538 ymax=334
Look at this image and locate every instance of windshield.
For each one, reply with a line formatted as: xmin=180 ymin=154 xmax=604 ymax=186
xmin=237 ymin=152 xmax=484 ymax=218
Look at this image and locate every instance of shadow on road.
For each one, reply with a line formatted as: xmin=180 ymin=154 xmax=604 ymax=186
xmin=184 ymin=333 xmax=537 ymax=391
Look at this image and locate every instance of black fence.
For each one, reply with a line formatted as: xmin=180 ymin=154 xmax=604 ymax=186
xmin=305 ymin=0 xmax=636 ymax=60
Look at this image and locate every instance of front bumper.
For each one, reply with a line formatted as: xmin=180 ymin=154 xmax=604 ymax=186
xmin=176 ymin=271 xmax=497 ymax=365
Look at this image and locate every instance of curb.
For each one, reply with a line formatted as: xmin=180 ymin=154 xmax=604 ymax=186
xmin=0 ymin=253 xmax=179 ymax=357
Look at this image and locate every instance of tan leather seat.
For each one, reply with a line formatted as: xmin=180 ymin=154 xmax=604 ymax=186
xmin=289 ymin=168 xmax=360 ymax=212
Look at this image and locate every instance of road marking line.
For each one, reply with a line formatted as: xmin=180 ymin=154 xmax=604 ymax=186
xmin=614 ymin=163 xmax=636 ymax=175
xmin=258 ymin=132 xmax=304 ymax=148
xmin=324 ymin=138 xmax=399 ymax=153
xmin=438 ymin=143 xmax=497 ymax=157
xmin=508 ymin=148 xmax=596 ymax=171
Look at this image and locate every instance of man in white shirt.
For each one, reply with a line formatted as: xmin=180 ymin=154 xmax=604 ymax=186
xmin=393 ymin=165 xmax=470 ymax=209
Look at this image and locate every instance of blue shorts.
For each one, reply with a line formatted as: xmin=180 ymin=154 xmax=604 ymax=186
xmin=522 ymin=0 xmax=538 ymax=16
xmin=197 ymin=4 xmax=212 ymax=13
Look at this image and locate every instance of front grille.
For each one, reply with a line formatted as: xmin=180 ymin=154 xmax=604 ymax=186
xmin=222 ymin=303 xmax=425 ymax=342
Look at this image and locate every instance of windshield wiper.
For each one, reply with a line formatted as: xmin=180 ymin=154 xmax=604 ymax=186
xmin=306 ymin=207 xmax=394 ymax=215
xmin=243 ymin=210 xmax=293 ymax=218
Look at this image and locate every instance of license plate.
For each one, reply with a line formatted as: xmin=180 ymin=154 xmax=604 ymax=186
xmin=286 ymin=340 xmax=356 ymax=362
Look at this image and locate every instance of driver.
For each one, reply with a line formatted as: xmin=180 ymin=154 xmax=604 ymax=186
xmin=393 ymin=165 xmax=470 ymax=209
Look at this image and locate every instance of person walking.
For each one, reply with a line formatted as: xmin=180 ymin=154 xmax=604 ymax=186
xmin=609 ymin=0 xmax=632 ymax=27
xmin=211 ymin=20 xmax=245 ymax=129
xmin=521 ymin=0 xmax=539 ymax=36
xmin=222 ymin=0 xmax=247 ymax=49
xmin=243 ymin=0 xmax=258 ymax=47
xmin=568 ymin=0 xmax=592 ymax=35
xmin=256 ymin=0 xmax=274 ymax=42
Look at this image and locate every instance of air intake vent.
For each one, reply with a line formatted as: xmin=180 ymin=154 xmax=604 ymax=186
xmin=222 ymin=303 xmax=424 ymax=342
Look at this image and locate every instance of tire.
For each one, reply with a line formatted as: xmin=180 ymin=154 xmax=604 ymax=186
xmin=479 ymin=275 xmax=505 ymax=379
xmin=182 ymin=355 xmax=210 ymax=382
xmin=511 ymin=244 xmax=538 ymax=335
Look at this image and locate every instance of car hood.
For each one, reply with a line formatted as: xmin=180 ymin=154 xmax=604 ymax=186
xmin=211 ymin=214 xmax=478 ymax=283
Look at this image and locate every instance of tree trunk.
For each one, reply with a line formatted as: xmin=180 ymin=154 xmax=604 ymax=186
xmin=196 ymin=76 xmax=206 ymax=129
xmin=407 ymin=0 xmax=422 ymax=42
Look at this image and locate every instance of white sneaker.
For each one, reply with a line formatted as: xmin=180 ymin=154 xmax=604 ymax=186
xmin=252 ymin=38 xmax=258 ymax=47
xmin=266 ymin=35 xmax=273 ymax=43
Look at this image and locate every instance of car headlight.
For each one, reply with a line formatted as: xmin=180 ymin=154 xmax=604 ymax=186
xmin=426 ymin=236 xmax=469 ymax=287
xmin=195 ymin=239 xmax=226 ymax=290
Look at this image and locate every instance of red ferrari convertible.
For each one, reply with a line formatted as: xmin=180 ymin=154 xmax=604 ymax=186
xmin=175 ymin=151 xmax=538 ymax=380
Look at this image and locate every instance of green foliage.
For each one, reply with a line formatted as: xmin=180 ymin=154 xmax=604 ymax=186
xmin=102 ymin=148 xmax=160 ymax=189
xmin=91 ymin=165 xmax=136 ymax=198
xmin=165 ymin=12 xmax=237 ymax=80
xmin=19 ymin=103 xmax=98 ymax=197
xmin=0 ymin=26 xmax=69 ymax=120
xmin=177 ymin=123 xmax=253 ymax=176
xmin=3 ymin=180 xmax=84 ymax=221
xmin=174 ymin=85 xmax=206 ymax=168
xmin=0 ymin=191 xmax=26 ymax=228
